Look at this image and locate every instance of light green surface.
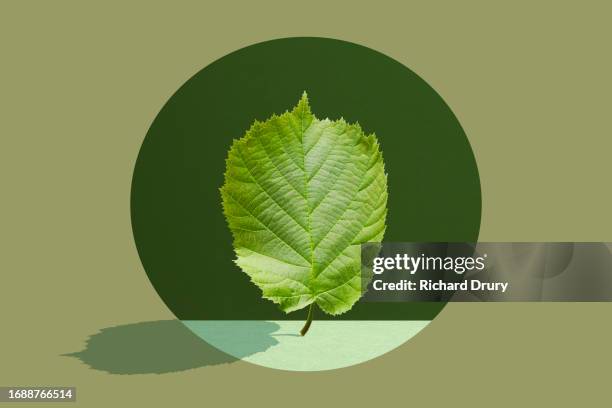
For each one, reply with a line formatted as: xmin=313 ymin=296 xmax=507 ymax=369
xmin=183 ymin=320 xmax=430 ymax=371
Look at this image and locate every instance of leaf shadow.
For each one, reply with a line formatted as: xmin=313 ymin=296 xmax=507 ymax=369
xmin=63 ymin=320 xmax=279 ymax=375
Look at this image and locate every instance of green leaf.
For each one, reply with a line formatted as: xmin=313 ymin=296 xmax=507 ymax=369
xmin=221 ymin=93 xmax=388 ymax=318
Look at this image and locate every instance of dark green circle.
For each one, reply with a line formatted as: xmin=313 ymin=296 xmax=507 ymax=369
xmin=131 ymin=37 xmax=481 ymax=321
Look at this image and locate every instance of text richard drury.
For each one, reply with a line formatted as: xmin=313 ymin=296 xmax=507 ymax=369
xmin=370 ymin=253 xmax=509 ymax=293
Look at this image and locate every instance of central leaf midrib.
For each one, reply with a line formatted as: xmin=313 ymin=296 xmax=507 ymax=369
xmin=297 ymin=106 xmax=316 ymax=297
xmin=241 ymin=109 xmax=369 ymax=302
xmin=299 ymin=115 xmax=359 ymax=298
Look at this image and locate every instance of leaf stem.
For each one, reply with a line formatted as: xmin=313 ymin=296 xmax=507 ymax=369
xmin=300 ymin=303 xmax=314 ymax=336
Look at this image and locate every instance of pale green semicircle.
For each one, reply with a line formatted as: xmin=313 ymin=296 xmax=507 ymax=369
xmin=182 ymin=320 xmax=429 ymax=371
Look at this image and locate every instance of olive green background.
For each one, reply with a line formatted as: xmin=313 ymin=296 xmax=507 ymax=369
xmin=1 ymin=1 xmax=611 ymax=407
xmin=131 ymin=37 xmax=481 ymax=321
